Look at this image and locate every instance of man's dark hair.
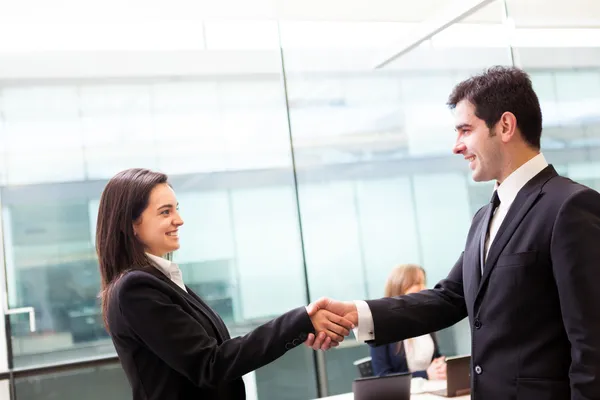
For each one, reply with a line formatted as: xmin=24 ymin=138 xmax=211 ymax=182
xmin=447 ymin=66 xmax=543 ymax=149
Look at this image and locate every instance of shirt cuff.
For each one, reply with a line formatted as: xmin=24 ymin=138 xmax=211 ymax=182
xmin=352 ymin=300 xmax=375 ymax=342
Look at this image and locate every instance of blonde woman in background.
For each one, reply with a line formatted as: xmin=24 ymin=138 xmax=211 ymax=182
xmin=370 ymin=264 xmax=447 ymax=380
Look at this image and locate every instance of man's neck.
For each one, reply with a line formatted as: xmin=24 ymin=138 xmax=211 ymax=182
xmin=497 ymin=149 xmax=540 ymax=185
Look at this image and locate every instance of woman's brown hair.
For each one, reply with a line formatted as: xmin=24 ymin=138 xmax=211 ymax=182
xmin=96 ymin=168 xmax=168 ymax=330
xmin=384 ymin=264 xmax=427 ymax=354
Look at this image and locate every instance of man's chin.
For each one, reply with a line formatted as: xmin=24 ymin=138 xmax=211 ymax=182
xmin=471 ymin=172 xmax=483 ymax=182
xmin=471 ymin=171 xmax=491 ymax=183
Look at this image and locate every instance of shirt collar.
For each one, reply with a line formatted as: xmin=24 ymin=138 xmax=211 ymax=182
xmin=494 ymin=152 xmax=549 ymax=207
xmin=146 ymin=252 xmax=178 ymax=277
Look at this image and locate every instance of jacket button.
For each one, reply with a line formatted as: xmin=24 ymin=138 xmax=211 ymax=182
xmin=474 ymin=319 xmax=482 ymax=329
xmin=292 ymin=339 xmax=300 ymax=346
xmin=285 ymin=343 xmax=293 ymax=350
xmin=475 ymin=365 xmax=482 ymax=375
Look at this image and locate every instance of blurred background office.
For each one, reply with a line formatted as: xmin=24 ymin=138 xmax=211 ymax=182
xmin=0 ymin=0 xmax=599 ymax=398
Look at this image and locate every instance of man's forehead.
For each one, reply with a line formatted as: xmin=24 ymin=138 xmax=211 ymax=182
xmin=455 ymin=99 xmax=475 ymax=115
xmin=453 ymin=101 xmax=478 ymax=124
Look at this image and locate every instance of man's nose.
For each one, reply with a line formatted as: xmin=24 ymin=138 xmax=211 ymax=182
xmin=453 ymin=141 xmax=466 ymax=154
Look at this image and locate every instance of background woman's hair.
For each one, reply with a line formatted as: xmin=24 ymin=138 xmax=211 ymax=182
xmin=384 ymin=264 xmax=427 ymax=354
xmin=384 ymin=263 xmax=426 ymax=298
xmin=96 ymin=168 xmax=168 ymax=330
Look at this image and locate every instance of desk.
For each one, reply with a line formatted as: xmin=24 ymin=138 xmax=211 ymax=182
xmin=313 ymin=379 xmax=470 ymax=400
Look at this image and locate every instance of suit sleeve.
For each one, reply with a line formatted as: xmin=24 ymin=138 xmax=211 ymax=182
xmin=365 ymin=253 xmax=468 ymax=346
xmin=115 ymin=273 xmax=315 ymax=389
xmin=551 ymin=188 xmax=600 ymax=400
xmin=431 ymin=333 xmax=442 ymax=359
xmin=370 ymin=344 xmax=396 ymax=377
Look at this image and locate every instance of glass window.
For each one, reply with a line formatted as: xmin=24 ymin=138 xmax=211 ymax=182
xmin=283 ymin=3 xmax=512 ymax=392
xmin=0 ymin=48 xmax=317 ymax=399
xmin=509 ymin=1 xmax=600 ymax=180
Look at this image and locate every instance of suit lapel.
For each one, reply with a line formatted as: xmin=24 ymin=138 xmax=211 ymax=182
xmin=464 ymin=221 xmax=484 ymax=314
xmin=140 ymin=266 xmax=226 ymax=342
xmin=478 ymin=203 xmax=494 ymax=276
xmin=475 ymin=166 xmax=557 ymax=303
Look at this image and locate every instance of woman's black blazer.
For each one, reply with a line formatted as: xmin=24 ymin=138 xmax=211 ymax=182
xmin=107 ymin=267 xmax=315 ymax=400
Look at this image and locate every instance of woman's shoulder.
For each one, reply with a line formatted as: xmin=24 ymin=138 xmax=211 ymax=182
xmin=110 ymin=267 xmax=169 ymax=300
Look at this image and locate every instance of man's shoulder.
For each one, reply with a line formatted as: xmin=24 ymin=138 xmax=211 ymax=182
xmin=540 ymin=174 xmax=600 ymax=220
xmin=545 ymin=174 xmax=598 ymax=201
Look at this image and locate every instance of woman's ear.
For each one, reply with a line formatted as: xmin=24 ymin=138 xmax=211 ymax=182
xmin=132 ymin=216 xmax=142 ymax=236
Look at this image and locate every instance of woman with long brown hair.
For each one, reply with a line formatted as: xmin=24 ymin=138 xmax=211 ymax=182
xmin=370 ymin=264 xmax=446 ymax=380
xmin=97 ymin=168 xmax=353 ymax=400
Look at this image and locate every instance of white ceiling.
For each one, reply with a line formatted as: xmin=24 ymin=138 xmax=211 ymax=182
xmin=0 ymin=0 xmax=599 ymax=79
xmin=506 ymin=0 xmax=600 ymax=27
xmin=0 ymin=0 xmax=597 ymax=25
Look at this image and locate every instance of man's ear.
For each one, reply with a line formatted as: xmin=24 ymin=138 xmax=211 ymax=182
xmin=498 ymin=111 xmax=517 ymax=143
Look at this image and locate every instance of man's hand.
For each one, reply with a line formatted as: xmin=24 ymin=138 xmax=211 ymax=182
xmin=304 ymin=297 xmax=358 ymax=350
xmin=308 ymin=309 xmax=353 ymax=342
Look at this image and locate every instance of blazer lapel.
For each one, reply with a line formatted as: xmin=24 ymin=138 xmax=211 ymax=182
xmin=475 ymin=166 xmax=557 ymax=303
xmin=139 ymin=266 xmax=226 ymax=342
xmin=185 ymin=287 xmax=230 ymax=341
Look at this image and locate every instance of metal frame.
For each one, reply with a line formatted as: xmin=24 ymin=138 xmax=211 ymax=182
xmin=371 ymin=0 xmax=497 ymax=69
xmin=0 ymin=354 xmax=119 ymax=381
xmin=277 ymin=20 xmax=329 ymax=398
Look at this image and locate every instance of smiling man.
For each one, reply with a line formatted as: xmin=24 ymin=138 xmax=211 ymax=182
xmin=306 ymin=66 xmax=600 ymax=400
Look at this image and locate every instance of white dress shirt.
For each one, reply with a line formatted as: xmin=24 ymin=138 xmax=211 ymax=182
xmin=484 ymin=153 xmax=548 ymax=262
xmin=405 ymin=334 xmax=435 ymax=372
xmin=353 ymin=153 xmax=549 ymax=342
xmin=146 ymin=253 xmax=188 ymax=292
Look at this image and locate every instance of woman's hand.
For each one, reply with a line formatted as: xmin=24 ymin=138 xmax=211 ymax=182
xmin=426 ymin=357 xmax=447 ymax=380
xmin=305 ymin=300 xmax=355 ymax=347
xmin=304 ymin=297 xmax=357 ymax=350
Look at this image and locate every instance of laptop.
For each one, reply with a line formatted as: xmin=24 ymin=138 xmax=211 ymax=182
xmin=430 ymin=355 xmax=471 ymax=397
xmin=352 ymin=372 xmax=411 ymax=400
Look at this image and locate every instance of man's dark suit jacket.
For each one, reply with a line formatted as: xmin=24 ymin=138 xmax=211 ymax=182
xmin=370 ymin=333 xmax=441 ymax=378
xmin=366 ymin=165 xmax=600 ymax=400
xmin=106 ymin=266 xmax=314 ymax=400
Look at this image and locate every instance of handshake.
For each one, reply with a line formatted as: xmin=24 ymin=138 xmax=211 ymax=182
xmin=304 ymin=298 xmax=359 ymax=351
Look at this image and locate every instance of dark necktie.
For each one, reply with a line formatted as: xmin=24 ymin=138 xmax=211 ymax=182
xmin=480 ymin=190 xmax=501 ymax=271
xmin=489 ymin=190 xmax=501 ymax=219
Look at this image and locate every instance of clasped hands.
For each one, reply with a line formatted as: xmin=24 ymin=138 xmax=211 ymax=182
xmin=305 ymin=297 xmax=358 ymax=351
